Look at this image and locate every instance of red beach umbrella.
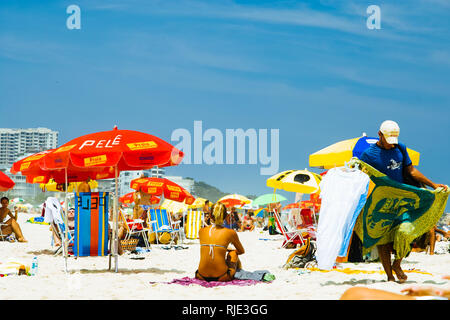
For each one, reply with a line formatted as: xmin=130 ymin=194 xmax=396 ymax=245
xmin=119 ymin=192 xmax=160 ymax=205
xmin=34 ymin=127 xmax=184 ymax=272
xmin=0 ymin=171 xmax=15 ymax=191
xmin=130 ymin=177 xmax=195 ymax=204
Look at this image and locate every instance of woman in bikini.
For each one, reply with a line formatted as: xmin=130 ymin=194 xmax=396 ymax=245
xmin=196 ymin=202 xmax=245 ymax=282
xmin=0 ymin=197 xmax=27 ymax=242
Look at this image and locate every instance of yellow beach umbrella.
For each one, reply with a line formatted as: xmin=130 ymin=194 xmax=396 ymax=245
xmin=160 ymin=199 xmax=188 ymax=214
xmin=188 ymin=197 xmax=209 ymax=209
xmin=267 ymin=169 xmax=322 ymax=194
xmin=309 ymin=135 xmax=420 ymax=169
xmin=40 ymin=179 xmax=99 ymax=192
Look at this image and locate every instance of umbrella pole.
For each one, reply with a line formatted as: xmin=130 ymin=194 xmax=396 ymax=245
xmin=64 ymin=168 xmax=68 ymax=273
xmin=114 ymin=165 xmax=119 ymax=273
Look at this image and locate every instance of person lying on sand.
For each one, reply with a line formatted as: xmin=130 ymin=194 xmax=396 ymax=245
xmin=340 ymin=275 xmax=450 ymax=300
xmin=0 ymin=197 xmax=27 ymax=242
xmin=196 ymin=202 xmax=245 ymax=282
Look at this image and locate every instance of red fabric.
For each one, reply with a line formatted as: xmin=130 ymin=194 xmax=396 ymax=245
xmin=300 ymin=209 xmax=314 ymax=226
xmin=126 ymin=219 xmax=143 ymax=231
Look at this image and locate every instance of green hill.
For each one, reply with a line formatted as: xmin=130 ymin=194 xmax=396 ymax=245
xmin=189 ymin=179 xmax=256 ymax=203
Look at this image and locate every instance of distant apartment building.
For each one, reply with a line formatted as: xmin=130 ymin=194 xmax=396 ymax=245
xmin=0 ymin=127 xmax=58 ymax=200
xmin=0 ymin=127 xmax=58 ymax=168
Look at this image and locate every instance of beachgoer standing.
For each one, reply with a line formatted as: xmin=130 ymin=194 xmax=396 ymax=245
xmin=360 ymin=120 xmax=447 ymax=282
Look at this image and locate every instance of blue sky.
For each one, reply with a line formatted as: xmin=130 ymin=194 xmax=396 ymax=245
xmin=0 ymin=0 xmax=449 ymax=206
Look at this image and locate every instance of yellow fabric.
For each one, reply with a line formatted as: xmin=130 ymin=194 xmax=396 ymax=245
xmin=40 ymin=179 xmax=98 ymax=192
xmin=148 ymin=232 xmax=157 ymax=244
xmin=159 ymin=232 xmax=171 ymax=244
xmin=305 ymin=267 xmax=432 ymax=276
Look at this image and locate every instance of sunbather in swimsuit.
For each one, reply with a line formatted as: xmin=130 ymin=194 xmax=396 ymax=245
xmin=196 ymin=203 xmax=245 ymax=282
xmin=0 ymin=197 xmax=27 ymax=242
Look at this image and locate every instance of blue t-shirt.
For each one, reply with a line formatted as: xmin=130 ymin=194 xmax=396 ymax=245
xmin=359 ymin=142 xmax=412 ymax=183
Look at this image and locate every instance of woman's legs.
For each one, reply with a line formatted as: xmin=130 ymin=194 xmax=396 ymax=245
xmin=4 ymin=219 xmax=27 ymax=242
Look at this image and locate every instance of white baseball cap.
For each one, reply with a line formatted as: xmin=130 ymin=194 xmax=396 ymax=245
xmin=380 ymin=120 xmax=400 ymax=144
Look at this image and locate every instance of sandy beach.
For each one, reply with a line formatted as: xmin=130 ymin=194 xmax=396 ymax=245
xmin=0 ymin=213 xmax=448 ymax=300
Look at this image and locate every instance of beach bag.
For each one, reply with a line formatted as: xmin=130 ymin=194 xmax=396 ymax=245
xmin=120 ymin=238 xmax=139 ymax=252
xmin=283 ymin=238 xmax=316 ymax=269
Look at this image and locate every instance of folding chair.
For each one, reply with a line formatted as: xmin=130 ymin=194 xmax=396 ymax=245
xmin=52 ymin=218 xmax=75 ymax=256
xmin=299 ymin=208 xmax=317 ymax=240
xmin=42 ymin=197 xmax=74 ymax=255
xmin=185 ymin=210 xmax=203 ymax=240
xmin=273 ymin=209 xmax=307 ymax=249
xmin=148 ymin=209 xmax=182 ymax=246
xmin=119 ymin=209 xmax=151 ymax=251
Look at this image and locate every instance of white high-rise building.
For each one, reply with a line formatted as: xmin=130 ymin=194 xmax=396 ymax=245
xmin=0 ymin=127 xmax=58 ymax=168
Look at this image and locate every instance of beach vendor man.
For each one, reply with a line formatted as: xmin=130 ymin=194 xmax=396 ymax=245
xmin=360 ymin=120 xmax=447 ymax=282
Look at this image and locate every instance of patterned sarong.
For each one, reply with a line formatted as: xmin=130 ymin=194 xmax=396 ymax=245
xmin=351 ymin=159 xmax=449 ymax=259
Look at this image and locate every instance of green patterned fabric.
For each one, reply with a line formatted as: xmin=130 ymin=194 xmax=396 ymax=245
xmin=351 ymin=159 xmax=449 ymax=259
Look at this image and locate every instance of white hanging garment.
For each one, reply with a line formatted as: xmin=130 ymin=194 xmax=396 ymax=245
xmin=316 ymin=167 xmax=369 ymax=270
xmin=44 ymin=197 xmax=64 ymax=224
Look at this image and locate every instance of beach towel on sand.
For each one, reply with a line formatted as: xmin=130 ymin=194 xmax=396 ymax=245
xmin=351 ymin=159 xmax=449 ymax=259
xmin=149 ymin=277 xmax=265 ymax=288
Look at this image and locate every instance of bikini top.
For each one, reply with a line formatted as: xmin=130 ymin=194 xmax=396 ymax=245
xmin=200 ymin=225 xmax=227 ymax=260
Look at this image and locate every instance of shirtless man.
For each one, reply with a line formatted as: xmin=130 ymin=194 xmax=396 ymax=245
xmin=133 ymin=190 xmax=152 ymax=221
xmin=77 ymin=178 xmax=91 ymax=193
xmin=196 ymin=202 xmax=245 ymax=282
xmin=0 ymin=197 xmax=27 ymax=242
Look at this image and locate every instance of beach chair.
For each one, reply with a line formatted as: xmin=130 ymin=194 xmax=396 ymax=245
xmin=185 ymin=210 xmax=203 ymax=240
xmin=299 ymin=208 xmax=317 ymax=240
xmin=148 ymin=209 xmax=182 ymax=246
xmin=119 ymin=209 xmax=151 ymax=251
xmin=52 ymin=217 xmax=75 ymax=256
xmin=273 ymin=209 xmax=306 ymax=249
xmin=42 ymin=197 xmax=74 ymax=255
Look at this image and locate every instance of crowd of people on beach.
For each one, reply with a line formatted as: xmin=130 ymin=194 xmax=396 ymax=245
xmin=1 ymin=120 xmax=449 ymax=300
